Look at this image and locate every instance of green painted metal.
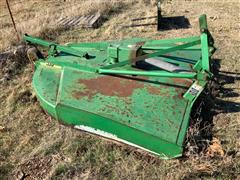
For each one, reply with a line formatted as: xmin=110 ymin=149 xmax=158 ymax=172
xmin=98 ymin=69 xmax=197 ymax=78
xmin=132 ymin=38 xmax=201 ymax=63
xmin=24 ymin=34 xmax=88 ymax=58
xmin=24 ymin=15 xmax=215 ymax=159
xmin=199 ymin=14 xmax=208 ymax=30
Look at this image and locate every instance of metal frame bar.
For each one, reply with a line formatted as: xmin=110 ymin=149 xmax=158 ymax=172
xmin=200 ymin=33 xmax=210 ymax=71
xmin=99 ymin=39 xmax=201 ymax=78
xmin=143 ymin=35 xmax=200 ymax=46
xmin=98 ymin=69 xmax=196 ymax=78
xmin=98 ymin=15 xmax=213 ymax=79
xmin=132 ymin=39 xmax=201 ymax=63
xmin=24 ymin=34 xmax=88 ymax=58
xmin=23 ymin=15 xmax=212 ymax=80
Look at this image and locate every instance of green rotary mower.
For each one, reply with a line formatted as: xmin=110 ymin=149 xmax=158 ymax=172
xmin=24 ymin=15 xmax=216 ymax=159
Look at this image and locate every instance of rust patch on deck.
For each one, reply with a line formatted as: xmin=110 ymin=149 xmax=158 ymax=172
xmin=171 ymin=78 xmax=193 ymax=87
xmin=72 ymin=75 xmax=145 ymax=99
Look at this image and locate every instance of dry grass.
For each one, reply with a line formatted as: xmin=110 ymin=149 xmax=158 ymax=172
xmin=0 ymin=0 xmax=240 ymax=179
xmin=0 ymin=0 xmax=127 ymax=50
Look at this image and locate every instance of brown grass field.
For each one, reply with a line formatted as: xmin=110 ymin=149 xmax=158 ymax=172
xmin=0 ymin=0 xmax=239 ymax=179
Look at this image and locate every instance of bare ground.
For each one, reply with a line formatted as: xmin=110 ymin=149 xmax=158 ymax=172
xmin=0 ymin=0 xmax=239 ymax=179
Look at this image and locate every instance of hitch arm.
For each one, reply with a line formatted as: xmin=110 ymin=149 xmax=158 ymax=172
xmin=24 ymin=34 xmax=88 ymax=58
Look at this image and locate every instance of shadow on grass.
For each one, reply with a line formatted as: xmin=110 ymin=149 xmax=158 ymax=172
xmin=214 ymin=70 xmax=240 ymax=113
xmin=123 ymin=15 xmax=190 ymax=30
xmin=158 ymin=16 xmax=191 ymax=30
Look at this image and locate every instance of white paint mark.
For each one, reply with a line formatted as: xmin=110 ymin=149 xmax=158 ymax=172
xmin=74 ymin=125 xmax=168 ymax=158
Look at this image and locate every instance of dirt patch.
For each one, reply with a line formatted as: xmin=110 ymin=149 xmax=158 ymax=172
xmin=12 ymin=155 xmax=63 ymax=179
xmin=0 ymin=44 xmax=29 ymax=82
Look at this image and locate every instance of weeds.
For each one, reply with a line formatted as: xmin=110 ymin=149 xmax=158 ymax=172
xmin=0 ymin=163 xmax=13 ymax=180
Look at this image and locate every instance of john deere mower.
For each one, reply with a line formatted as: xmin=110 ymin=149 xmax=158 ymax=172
xmin=24 ymin=15 xmax=216 ymax=159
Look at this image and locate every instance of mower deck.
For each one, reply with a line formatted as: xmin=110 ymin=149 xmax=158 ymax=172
xmin=24 ymin=15 xmax=215 ymax=159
